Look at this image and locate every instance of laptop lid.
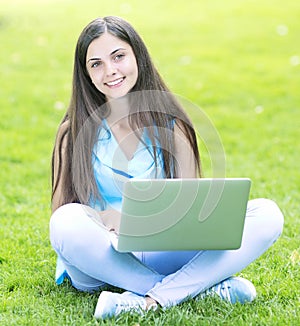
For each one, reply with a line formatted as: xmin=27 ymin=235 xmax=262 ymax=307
xmin=114 ymin=178 xmax=251 ymax=252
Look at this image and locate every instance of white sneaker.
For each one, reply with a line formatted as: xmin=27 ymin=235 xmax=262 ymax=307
xmin=94 ymin=291 xmax=151 ymax=319
xmin=197 ymin=276 xmax=257 ymax=304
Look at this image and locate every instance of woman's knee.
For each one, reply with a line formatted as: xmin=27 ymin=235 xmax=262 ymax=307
xmin=50 ymin=203 xmax=111 ymax=257
xmin=247 ymin=198 xmax=284 ymax=242
xmin=49 ymin=203 xmax=90 ymax=252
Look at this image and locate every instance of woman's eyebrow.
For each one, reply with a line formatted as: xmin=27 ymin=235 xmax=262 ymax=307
xmin=110 ymin=47 xmax=126 ymax=55
xmin=87 ymin=57 xmax=101 ymax=63
xmin=87 ymin=48 xmax=126 ymax=63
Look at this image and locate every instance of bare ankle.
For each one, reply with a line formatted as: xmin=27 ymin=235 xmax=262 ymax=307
xmin=145 ymin=296 xmax=158 ymax=310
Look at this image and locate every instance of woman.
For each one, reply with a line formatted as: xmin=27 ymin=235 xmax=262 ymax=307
xmin=50 ymin=16 xmax=284 ymax=319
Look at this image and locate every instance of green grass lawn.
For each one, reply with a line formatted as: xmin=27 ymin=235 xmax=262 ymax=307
xmin=1 ymin=0 xmax=299 ymax=324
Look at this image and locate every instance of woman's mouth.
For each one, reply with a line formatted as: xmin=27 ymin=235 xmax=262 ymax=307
xmin=105 ymin=77 xmax=125 ymax=87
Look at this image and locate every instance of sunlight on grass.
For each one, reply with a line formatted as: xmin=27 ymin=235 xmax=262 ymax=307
xmin=0 ymin=0 xmax=299 ymax=325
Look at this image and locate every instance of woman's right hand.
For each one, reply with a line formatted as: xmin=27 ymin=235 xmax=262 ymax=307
xmin=97 ymin=209 xmax=121 ymax=235
xmin=82 ymin=205 xmax=121 ymax=235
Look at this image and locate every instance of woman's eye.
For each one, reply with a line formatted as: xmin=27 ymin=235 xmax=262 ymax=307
xmin=91 ymin=61 xmax=102 ymax=68
xmin=114 ymin=54 xmax=125 ymax=61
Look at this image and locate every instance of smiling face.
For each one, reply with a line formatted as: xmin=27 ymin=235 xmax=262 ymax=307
xmin=86 ymin=32 xmax=138 ymax=101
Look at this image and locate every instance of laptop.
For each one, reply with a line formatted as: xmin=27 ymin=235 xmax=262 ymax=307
xmin=110 ymin=178 xmax=251 ymax=252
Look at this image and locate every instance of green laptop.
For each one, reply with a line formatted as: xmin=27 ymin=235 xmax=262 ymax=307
xmin=110 ymin=178 xmax=251 ymax=252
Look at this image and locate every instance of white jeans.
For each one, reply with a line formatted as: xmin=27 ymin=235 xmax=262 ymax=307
xmin=50 ymin=198 xmax=283 ymax=307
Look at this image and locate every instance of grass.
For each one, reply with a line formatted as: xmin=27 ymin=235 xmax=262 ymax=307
xmin=0 ymin=0 xmax=299 ymax=324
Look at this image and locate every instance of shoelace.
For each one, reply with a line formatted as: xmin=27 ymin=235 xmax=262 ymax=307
xmin=117 ymin=298 xmax=145 ymax=312
xmin=218 ymin=280 xmax=232 ymax=301
xmin=205 ymin=280 xmax=232 ymax=302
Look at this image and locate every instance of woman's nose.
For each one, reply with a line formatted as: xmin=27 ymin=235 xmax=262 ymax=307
xmin=105 ymin=62 xmax=117 ymax=76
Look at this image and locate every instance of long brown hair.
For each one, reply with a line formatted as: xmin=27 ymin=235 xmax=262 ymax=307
xmin=51 ymin=16 xmax=201 ymax=208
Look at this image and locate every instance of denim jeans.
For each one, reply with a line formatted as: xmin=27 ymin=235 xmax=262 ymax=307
xmin=50 ymin=198 xmax=283 ymax=307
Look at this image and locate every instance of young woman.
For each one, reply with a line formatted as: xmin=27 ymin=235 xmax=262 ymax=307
xmin=50 ymin=16 xmax=284 ymax=319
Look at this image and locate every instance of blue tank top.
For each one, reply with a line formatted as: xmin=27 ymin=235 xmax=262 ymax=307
xmin=91 ymin=119 xmax=165 ymax=211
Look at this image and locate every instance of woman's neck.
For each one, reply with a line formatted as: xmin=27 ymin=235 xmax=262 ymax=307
xmin=106 ymin=96 xmax=130 ymax=127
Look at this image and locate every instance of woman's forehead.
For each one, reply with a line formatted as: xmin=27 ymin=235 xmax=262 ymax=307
xmin=86 ymin=32 xmax=131 ymax=61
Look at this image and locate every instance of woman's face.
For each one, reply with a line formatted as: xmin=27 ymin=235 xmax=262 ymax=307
xmin=86 ymin=32 xmax=138 ymax=100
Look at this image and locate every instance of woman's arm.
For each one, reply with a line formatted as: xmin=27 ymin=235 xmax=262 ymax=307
xmin=173 ymin=122 xmax=198 ymax=178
